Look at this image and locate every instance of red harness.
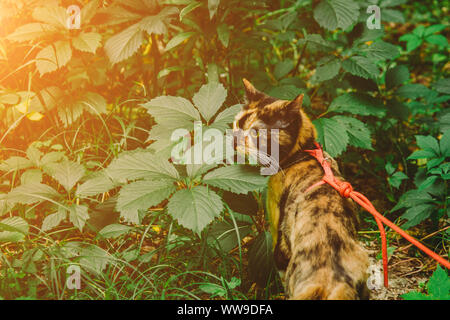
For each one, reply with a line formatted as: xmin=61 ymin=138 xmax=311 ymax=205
xmin=304 ymin=142 xmax=450 ymax=288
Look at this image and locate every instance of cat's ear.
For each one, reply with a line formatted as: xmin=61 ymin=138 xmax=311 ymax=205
xmin=288 ymin=94 xmax=304 ymax=109
xmin=243 ymin=78 xmax=265 ymax=102
xmin=285 ymin=93 xmax=304 ymax=113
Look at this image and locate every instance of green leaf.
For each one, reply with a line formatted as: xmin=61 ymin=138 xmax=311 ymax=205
xmin=425 ymin=35 xmax=448 ymax=47
xmin=333 ymin=116 xmax=373 ymax=150
xmin=248 ymin=231 xmax=275 ymax=286
xmin=312 ymin=58 xmax=341 ymax=83
xmin=69 ymin=204 xmax=90 ymax=231
xmin=407 ymin=149 xmax=436 ymax=160
xmin=7 ymin=183 xmax=60 ymax=205
xmin=116 ymin=179 xmax=176 ymax=224
xmin=36 ymin=41 xmax=72 ymax=76
xmin=328 ymin=93 xmax=386 ymax=117
xmin=107 ymin=149 xmax=179 ymax=182
xmin=208 ymin=0 xmax=220 ymax=19
xmin=401 ymin=203 xmax=435 ymax=229
xmin=313 ymin=0 xmax=359 ymax=31
xmin=6 ymin=23 xmax=57 ymax=42
xmin=303 ymin=34 xmax=335 ymax=51
xmin=142 ymin=95 xmax=200 ymax=129
xmin=396 ymin=84 xmax=431 ymax=99
xmin=440 ymin=130 xmax=450 ymax=157
xmin=210 ymin=104 xmax=242 ymax=132
xmin=193 ymin=82 xmax=227 ymax=122
xmin=0 ymin=217 xmax=29 ymax=234
xmin=165 ymin=31 xmax=196 ymax=51
xmin=424 ymin=24 xmax=447 ymax=37
xmin=381 ymin=9 xmax=405 ymax=23
xmin=391 ymin=189 xmax=433 ymax=212
xmin=342 ymin=56 xmax=379 ymax=79
xmin=433 ymin=78 xmax=450 ymax=94
xmin=72 ymin=32 xmax=102 ymax=53
xmin=32 ymin=5 xmax=68 ymax=28
xmin=268 ymin=86 xmax=310 ymax=105
xmin=399 ymin=34 xmax=422 ymax=52
xmin=361 ymin=41 xmax=399 ymax=61
xmin=385 ymin=65 xmax=409 ymax=90
xmin=104 ymin=23 xmax=144 ymax=64
xmin=203 ymin=165 xmax=268 ymax=194
xmin=418 ymin=175 xmax=439 ymax=190
xmin=180 ymin=1 xmax=202 ymax=20
xmin=273 ymin=60 xmax=294 ymax=79
xmin=167 ymin=186 xmax=223 ymax=234
xmin=313 ymin=117 xmax=349 ymax=157
xmin=401 ymin=291 xmax=432 ymax=300
xmin=81 ymin=0 xmax=100 ymax=25
xmin=415 ymin=135 xmax=440 ymax=155
xmin=41 ymin=208 xmax=66 ymax=231
xmin=43 ymin=159 xmax=85 ymax=193
xmin=98 ymin=224 xmax=133 ymax=239
xmin=217 ymin=23 xmax=230 ymax=48
xmin=0 ymin=156 xmax=33 ymax=172
xmin=427 ymin=266 xmax=450 ymax=299
xmin=388 ymin=171 xmax=408 ymax=189
xmin=139 ymin=8 xmax=177 ymax=35
xmin=379 ymin=0 xmax=407 ymax=8
xmin=76 ymin=172 xmax=115 ymax=198
xmin=81 ymin=92 xmax=107 ymax=115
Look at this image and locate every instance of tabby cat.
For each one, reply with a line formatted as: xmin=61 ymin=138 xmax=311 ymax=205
xmin=234 ymin=79 xmax=370 ymax=300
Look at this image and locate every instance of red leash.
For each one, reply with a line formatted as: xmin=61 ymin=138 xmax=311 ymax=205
xmin=304 ymin=142 xmax=450 ymax=288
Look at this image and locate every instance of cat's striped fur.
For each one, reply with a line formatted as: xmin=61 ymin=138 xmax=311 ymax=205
xmin=235 ymin=79 xmax=370 ymax=300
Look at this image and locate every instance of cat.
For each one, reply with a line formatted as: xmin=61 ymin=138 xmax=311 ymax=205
xmin=234 ymin=79 xmax=370 ymax=300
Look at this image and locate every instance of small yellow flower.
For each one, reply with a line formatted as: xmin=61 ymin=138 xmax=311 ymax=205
xmin=365 ymin=41 xmax=373 ymax=46
xmin=151 ymin=225 xmax=161 ymax=233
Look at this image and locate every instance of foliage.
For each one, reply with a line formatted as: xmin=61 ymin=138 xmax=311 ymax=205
xmin=0 ymin=0 xmax=448 ymax=300
xmin=401 ymin=266 xmax=450 ymax=300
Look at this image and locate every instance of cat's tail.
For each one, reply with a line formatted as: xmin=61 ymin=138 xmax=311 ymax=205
xmin=291 ymin=283 xmax=359 ymax=300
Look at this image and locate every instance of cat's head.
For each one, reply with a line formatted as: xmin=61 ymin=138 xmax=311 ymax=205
xmin=233 ymin=79 xmax=317 ymax=165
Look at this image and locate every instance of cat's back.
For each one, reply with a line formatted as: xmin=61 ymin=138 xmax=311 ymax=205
xmin=268 ymin=156 xmax=370 ymax=300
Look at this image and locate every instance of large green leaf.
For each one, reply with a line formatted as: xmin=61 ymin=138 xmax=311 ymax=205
xmin=142 ymin=95 xmax=200 ymax=128
xmin=41 ymin=207 xmax=67 ymax=231
xmin=203 ymin=165 xmax=268 ymax=194
xmin=32 ymin=5 xmax=68 ymax=28
xmin=193 ymin=82 xmax=227 ymax=122
xmin=98 ymin=224 xmax=133 ymax=239
xmin=385 ymin=65 xmax=409 ymax=90
xmin=0 ymin=216 xmax=29 ymax=234
xmin=313 ymin=0 xmax=359 ymax=31
xmin=313 ymin=117 xmax=349 ymax=157
xmin=72 ymin=32 xmax=102 ymax=53
xmin=116 ymin=179 xmax=176 ymax=224
xmin=69 ymin=204 xmax=90 ymax=231
xmin=104 ymin=23 xmax=144 ymax=64
xmin=334 ymin=116 xmax=373 ymax=150
xmin=396 ymin=84 xmax=431 ymax=99
xmin=165 ymin=31 xmax=196 ymax=51
xmin=361 ymin=41 xmax=400 ymax=61
xmin=7 ymin=183 xmax=60 ymax=205
xmin=342 ymin=56 xmax=379 ymax=79
xmin=167 ymin=186 xmax=223 ymax=234
xmin=36 ymin=41 xmax=72 ymax=76
xmin=312 ymin=58 xmax=341 ymax=83
xmin=107 ymin=149 xmax=179 ymax=182
xmin=76 ymin=172 xmax=115 ymax=198
xmin=43 ymin=159 xmax=85 ymax=193
xmin=328 ymin=93 xmax=386 ymax=117
xmin=209 ymin=104 xmax=242 ymax=132
xmin=6 ymin=23 xmax=57 ymax=42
